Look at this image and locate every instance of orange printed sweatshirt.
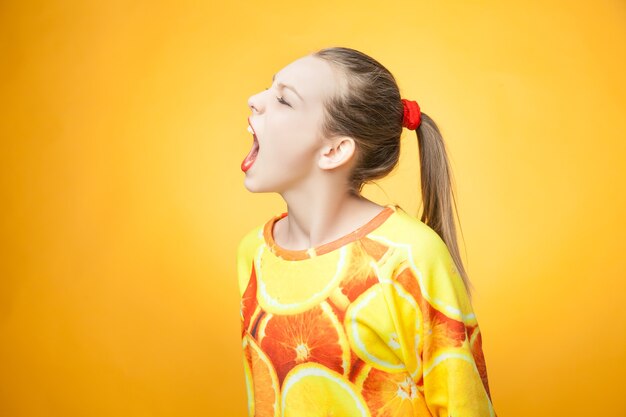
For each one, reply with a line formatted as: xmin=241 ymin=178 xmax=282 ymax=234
xmin=236 ymin=203 xmax=497 ymax=417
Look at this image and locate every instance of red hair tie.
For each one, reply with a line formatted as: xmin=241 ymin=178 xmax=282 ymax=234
xmin=401 ymin=98 xmax=421 ymax=130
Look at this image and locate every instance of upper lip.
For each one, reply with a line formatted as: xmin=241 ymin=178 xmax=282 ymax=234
xmin=247 ymin=117 xmax=257 ymax=138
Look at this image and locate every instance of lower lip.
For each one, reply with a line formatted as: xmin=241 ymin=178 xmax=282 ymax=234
xmin=241 ymin=136 xmax=259 ymax=172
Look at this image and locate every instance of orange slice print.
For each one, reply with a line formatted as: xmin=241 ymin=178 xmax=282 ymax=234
xmin=353 ymin=363 xmax=431 ymax=417
xmin=242 ymin=332 xmax=280 ymax=417
xmin=281 ymin=362 xmax=372 ymax=417
xmin=395 ymin=262 xmax=468 ymax=363
xmin=241 ymin=264 xmax=258 ymax=337
xmin=337 ymin=241 xmax=382 ymax=301
xmin=468 ymin=323 xmax=492 ymax=399
xmin=359 ymin=236 xmax=392 ymax=263
xmin=257 ymin=300 xmax=351 ymax=387
xmin=327 ymin=240 xmax=389 ymax=323
xmin=422 ymin=305 xmax=467 ymax=363
xmin=246 ymin=305 xmax=265 ymax=339
xmin=394 ymin=263 xmax=427 ymax=306
xmin=241 ymin=351 xmax=255 ymax=417
xmin=349 ymin=356 xmax=367 ymax=383
xmin=394 ymin=253 xmax=476 ymax=326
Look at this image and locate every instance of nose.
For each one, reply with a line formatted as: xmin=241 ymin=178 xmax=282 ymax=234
xmin=247 ymin=91 xmax=263 ymax=113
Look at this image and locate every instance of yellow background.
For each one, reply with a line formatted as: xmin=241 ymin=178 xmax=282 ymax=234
xmin=1 ymin=0 xmax=625 ymax=416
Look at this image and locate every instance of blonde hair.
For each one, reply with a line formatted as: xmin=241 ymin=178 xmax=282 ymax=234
xmin=313 ymin=46 xmax=474 ymax=300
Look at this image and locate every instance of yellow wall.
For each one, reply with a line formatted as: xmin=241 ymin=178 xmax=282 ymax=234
xmin=1 ymin=0 xmax=624 ymax=416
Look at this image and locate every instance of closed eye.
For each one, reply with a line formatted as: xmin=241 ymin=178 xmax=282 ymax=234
xmin=265 ymin=87 xmax=291 ymax=107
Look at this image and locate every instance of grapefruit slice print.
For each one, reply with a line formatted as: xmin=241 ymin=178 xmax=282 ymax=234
xmin=257 ymin=300 xmax=351 ymax=386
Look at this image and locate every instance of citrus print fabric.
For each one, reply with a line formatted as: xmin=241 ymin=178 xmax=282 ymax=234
xmin=236 ymin=204 xmax=497 ymax=417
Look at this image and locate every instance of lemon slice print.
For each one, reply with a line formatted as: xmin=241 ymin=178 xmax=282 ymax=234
xmin=256 ymin=245 xmax=350 ymax=315
xmin=281 ymin=362 xmax=371 ymax=417
xmin=344 ymin=282 xmax=422 ymax=375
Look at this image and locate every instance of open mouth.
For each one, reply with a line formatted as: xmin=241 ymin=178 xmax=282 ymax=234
xmin=241 ymin=119 xmax=260 ymax=172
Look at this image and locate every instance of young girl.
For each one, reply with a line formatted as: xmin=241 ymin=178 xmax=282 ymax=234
xmin=237 ymin=46 xmax=496 ymax=417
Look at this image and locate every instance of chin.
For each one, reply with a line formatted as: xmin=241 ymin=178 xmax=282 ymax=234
xmin=243 ymin=176 xmax=274 ymax=194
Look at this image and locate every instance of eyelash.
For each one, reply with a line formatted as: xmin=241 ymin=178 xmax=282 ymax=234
xmin=265 ymin=87 xmax=291 ymax=107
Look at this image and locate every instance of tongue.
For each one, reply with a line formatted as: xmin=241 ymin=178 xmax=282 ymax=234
xmin=241 ymin=138 xmax=259 ymax=171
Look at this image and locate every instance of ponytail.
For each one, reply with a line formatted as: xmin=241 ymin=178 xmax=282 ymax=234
xmin=415 ymin=113 xmax=474 ymax=301
xmin=311 ymin=47 xmax=474 ymax=300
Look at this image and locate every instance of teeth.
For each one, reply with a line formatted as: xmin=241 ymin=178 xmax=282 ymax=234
xmin=247 ymin=125 xmax=254 ymax=134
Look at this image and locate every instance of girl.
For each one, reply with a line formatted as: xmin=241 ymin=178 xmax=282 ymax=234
xmin=237 ymin=46 xmax=496 ymax=417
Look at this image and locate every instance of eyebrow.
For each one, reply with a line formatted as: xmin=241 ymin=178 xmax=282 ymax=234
xmin=272 ymin=73 xmax=304 ymax=102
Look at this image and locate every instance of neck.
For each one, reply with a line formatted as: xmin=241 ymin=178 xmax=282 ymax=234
xmin=276 ymin=182 xmax=384 ymax=250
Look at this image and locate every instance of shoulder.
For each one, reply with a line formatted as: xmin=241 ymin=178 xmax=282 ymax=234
xmin=237 ymin=223 xmax=264 ymax=260
xmin=373 ymin=206 xmax=450 ymax=258
xmin=373 ymin=207 xmax=473 ymax=321
xmin=236 ymin=220 xmax=266 ymax=298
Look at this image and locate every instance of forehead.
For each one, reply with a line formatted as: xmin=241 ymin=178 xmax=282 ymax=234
xmin=275 ymin=55 xmax=338 ymax=103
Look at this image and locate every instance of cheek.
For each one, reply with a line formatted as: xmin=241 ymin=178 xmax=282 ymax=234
xmin=261 ymin=112 xmax=323 ymax=170
xmin=267 ymin=133 xmax=318 ymax=169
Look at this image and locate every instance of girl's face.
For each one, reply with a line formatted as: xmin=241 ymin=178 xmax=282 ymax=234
xmin=243 ymin=55 xmax=338 ymax=193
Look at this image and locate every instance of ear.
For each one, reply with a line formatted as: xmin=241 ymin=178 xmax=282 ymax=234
xmin=318 ymin=136 xmax=356 ymax=170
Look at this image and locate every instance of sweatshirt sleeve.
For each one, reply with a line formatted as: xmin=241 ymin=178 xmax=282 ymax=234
xmin=380 ymin=231 xmax=497 ymax=417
